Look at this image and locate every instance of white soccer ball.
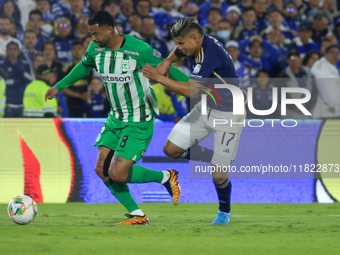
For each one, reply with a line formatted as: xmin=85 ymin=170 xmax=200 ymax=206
xmin=7 ymin=195 xmax=38 ymax=225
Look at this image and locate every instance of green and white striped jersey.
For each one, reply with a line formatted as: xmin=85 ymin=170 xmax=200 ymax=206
xmin=55 ymin=34 xmax=189 ymax=122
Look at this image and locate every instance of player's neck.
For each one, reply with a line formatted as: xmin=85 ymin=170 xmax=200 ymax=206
xmin=194 ymin=38 xmax=203 ymax=58
xmin=107 ymin=29 xmax=124 ymax=51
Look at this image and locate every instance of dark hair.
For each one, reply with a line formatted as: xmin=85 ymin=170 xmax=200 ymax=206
xmin=88 ymin=10 xmax=115 ymax=28
xmin=71 ymin=40 xmax=83 ymax=48
xmin=137 ymin=0 xmax=150 ymax=6
xmin=0 ymin=14 xmax=10 ymax=21
xmin=249 ymin=39 xmax=262 ymax=48
xmin=268 ymin=8 xmax=284 ymax=17
xmin=82 ymin=34 xmax=92 ymax=44
xmin=287 ymin=49 xmax=300 ymax=59
xmin=41 ymin=41 xmax=55 ymax=52
xmin=142 ymin=15 xmax=155 ymax=22
xmin=29 ymin=9 xmax=42 ymax=19
xmin=207 ymin=7 xmax=222 ymax=17
xmin=325 ymin=44 xmax=340 ymax=54
xmin=24 ymin=29 xmax=37 ymax=37
xmin=256 ymin=69 xmax=269 ymax=78
xmin=170 ymin=17 xmax=203 ymax=38
xmin=243 ymin=7 xmax=256 ymax=14
xmin=6 ymin=41 xmax=19 ymax=49
xmin=321 ymin=38 xmax=331 ymax=44
xmin=302 ymin=51 xmax=321 ymax=66
xmin=313 ymin=11 xmax=329 ymax=22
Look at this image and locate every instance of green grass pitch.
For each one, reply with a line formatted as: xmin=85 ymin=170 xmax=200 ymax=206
xmin=0 ymin=203 xmax=339 ymax=255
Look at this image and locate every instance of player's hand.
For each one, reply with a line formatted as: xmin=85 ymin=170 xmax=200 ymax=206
xmin=156 ymin=59 xmax=171 ymax=77
xmin=143 ymin=64 xmax=162 ymax=82
xmin=45 ymin=86 xmax=60 ymax=101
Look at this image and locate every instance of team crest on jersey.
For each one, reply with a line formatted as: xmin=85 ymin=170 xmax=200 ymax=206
xmin=153 ymin=49 xmax=162 ymax=59
xmin=121 ymin=59 xmax=130 ymax=72
xmin=193 ymin=64 xmax=201 ymax=74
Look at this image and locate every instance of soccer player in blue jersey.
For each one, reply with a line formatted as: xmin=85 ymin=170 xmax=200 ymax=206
xmin=143 ymin=17 xmax=246 ymax=225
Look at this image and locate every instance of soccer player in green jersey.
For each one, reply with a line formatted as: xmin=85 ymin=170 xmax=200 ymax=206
xmin=45 ymin=11 xmax=189 ymax=225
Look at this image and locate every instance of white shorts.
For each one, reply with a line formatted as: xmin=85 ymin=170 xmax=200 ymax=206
xmin=167 ymin=102 xmax=245 ymax=166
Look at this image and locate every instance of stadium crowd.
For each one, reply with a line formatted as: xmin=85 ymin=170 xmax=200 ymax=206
xmin=0 ymin=0 xmax=340 ymax=119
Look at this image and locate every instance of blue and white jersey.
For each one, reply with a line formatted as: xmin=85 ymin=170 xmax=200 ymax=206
xmin=187 ymin=34 xmax=243 ymax=112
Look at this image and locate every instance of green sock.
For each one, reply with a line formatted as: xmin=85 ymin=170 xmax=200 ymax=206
xmin=126 ymin=165 xmax=163 ymax=183
xmin=104 ymin=179 xmax=139 ymax=213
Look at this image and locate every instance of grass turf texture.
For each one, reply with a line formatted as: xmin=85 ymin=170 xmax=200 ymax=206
xmin=0 ymin=203 xmax=339 ymax=255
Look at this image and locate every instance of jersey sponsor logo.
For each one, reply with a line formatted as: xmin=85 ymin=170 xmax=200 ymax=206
xmin=153 ymin=49 xmax=162 ymax=59
xmin=95 ymin=48 xmax=105 ymax=51
xmin=124 ymin=50 xmax=139 ymax=56
xmin=140 ymin=150 xmax=146 ymax=157
xmin=101 ymin=74 xmax=133 ymax=83
xmin=193 ymin=64 xmax=201 ymax=74
xmin=121 ymin=59 xmax=130 ymax=72
xmin=190 ymin=74 xmax=202 ymax=79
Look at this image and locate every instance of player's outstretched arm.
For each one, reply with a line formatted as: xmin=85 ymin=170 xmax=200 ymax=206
xmin=143 ymin=64 xmax=200 ymax=98
xmin=44 ymin=62 xmax=93 ymax=102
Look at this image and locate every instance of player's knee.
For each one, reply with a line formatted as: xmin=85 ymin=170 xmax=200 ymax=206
xmin=163 ymin=146 xmax=181 ymax=158
xmin=108 ymin=168 xmax=127 ymax=183
xmin=213 ymin=177 xmax=228 ymax=185
xmin=94 ymin=163 xmax=104 ymax=177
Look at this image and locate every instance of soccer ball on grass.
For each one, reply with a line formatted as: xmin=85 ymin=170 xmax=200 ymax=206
xmin=7 ymin=195 xmax=38 ymax=225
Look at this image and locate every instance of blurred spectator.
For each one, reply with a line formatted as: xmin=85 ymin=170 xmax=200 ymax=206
xmin=0 ymin=0 xmax=23 ymax=36
xmin=127 ymin=13 xmax=143 ymax=39
xmin=104 ymin=0 xmax=125 ymax=24
xmin=50 ymin=0 xmax=72 ymax=18
xmin=199 ymin=0 xmax=228 ymax=27
xmin=0 ymin=14 xmax=22 ymax=57
xmin=158 ymin=0 xmax=184 ymax=24
xmin=203 ymin=7 xmax=222 ymax=38
xmin=253 ymin=0 xmax=269 ymax=32
xmin=23 ymin=64 xmax=57 ymax=117
xmin=238 ymin=35 xmax=282 ymax=77
xmin=311 ymin=44 xmax=340 ymax=118
xmin=304 ymin=0 xmax=322 ymax=18
xmin=36 ymin=0 xmax=54 ymax=22
xmin=225 ymin=5 xmax=241 ymax=29
xmin=319 ymin=38 xmax=332 ymax=55
xmin=225 ymin=41 xmax=250 ymax=89
xmin=75 ymin=14 xmax=89 ymax=40
xmin=115 ymin=21 xmax=124 ymax=34
xmin=311 ymin=11 xmax=332 ymax=48
xmin=62 ymin=41 xmax=92 ymax=117
xmin=152 ymin=83 xmax=187 ymax=122
xmin=240 ymin=0 xmax=253 ymax=10
xmin=141 ymin=16 xmax=168 ymax=57
xmin=0 ymin=42 xmax=32 ymax=117
xmin=260 ymin=8 xmax=294 ymax=44
xmin=294 ymin=0 xmax=308 ymax=18
xmin=21 ymin=29 xmax=39 ymax=65
xmin=247 ymin=69 xmax=278 ymax=119
xmin=287 ymin=22 xmax=319 ymax=58
xmin=69 ymin=0 xmax=90 ymax=23
xmin=216 ymin=19 xmax=233 ymax=44
xmin=136 ymin=0 xmax=151 ymax=17
xmin=232 ymin=7 xmax=258 ymax=41
xmin=283 ymin=1 xmax=302 ymax=33
xmin=278 ymin=50 xmax=317 ymax=119
xmin=88 ymin=0 xmax=104 ymax=17
xmin=150 ymin=0 xmax=161 ymax=13
xmin=41 ymin=41 xmax=63 ymax=81
xmin=17 ymin=0 xmax=36 ymax=30
xmin=301 ymin=50 xmax=321 ymax=69
xmin=120 ymin=0 xmax=134 ymax=21
xmin=52 ymin=16 xmax=76 ymax=64
xmin=0 ymin=68 xmax=6 ymax=118
xmin=8 ymin=17 xmax=20 ymax=38
xmin=32 ymin=53 xmax=46 ymax=78
xmin=84 ymin=77 xmax=109 ymax=118
xmin=26 ymin=10 xmax=49 ymax=51
xmin=182 ymin=0 xmax=201 ymax=25
xmin=82 ymin=34 xmax=92 ymax=51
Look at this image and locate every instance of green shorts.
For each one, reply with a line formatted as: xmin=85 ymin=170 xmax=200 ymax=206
xmin=94 ymin=114 xmax=154 ymax=163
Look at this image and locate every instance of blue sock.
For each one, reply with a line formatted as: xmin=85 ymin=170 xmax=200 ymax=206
xmin=214 ymin=179 xmax=232 ymax=213
xmin=179 ymin=143 xmax=214 ymax=163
